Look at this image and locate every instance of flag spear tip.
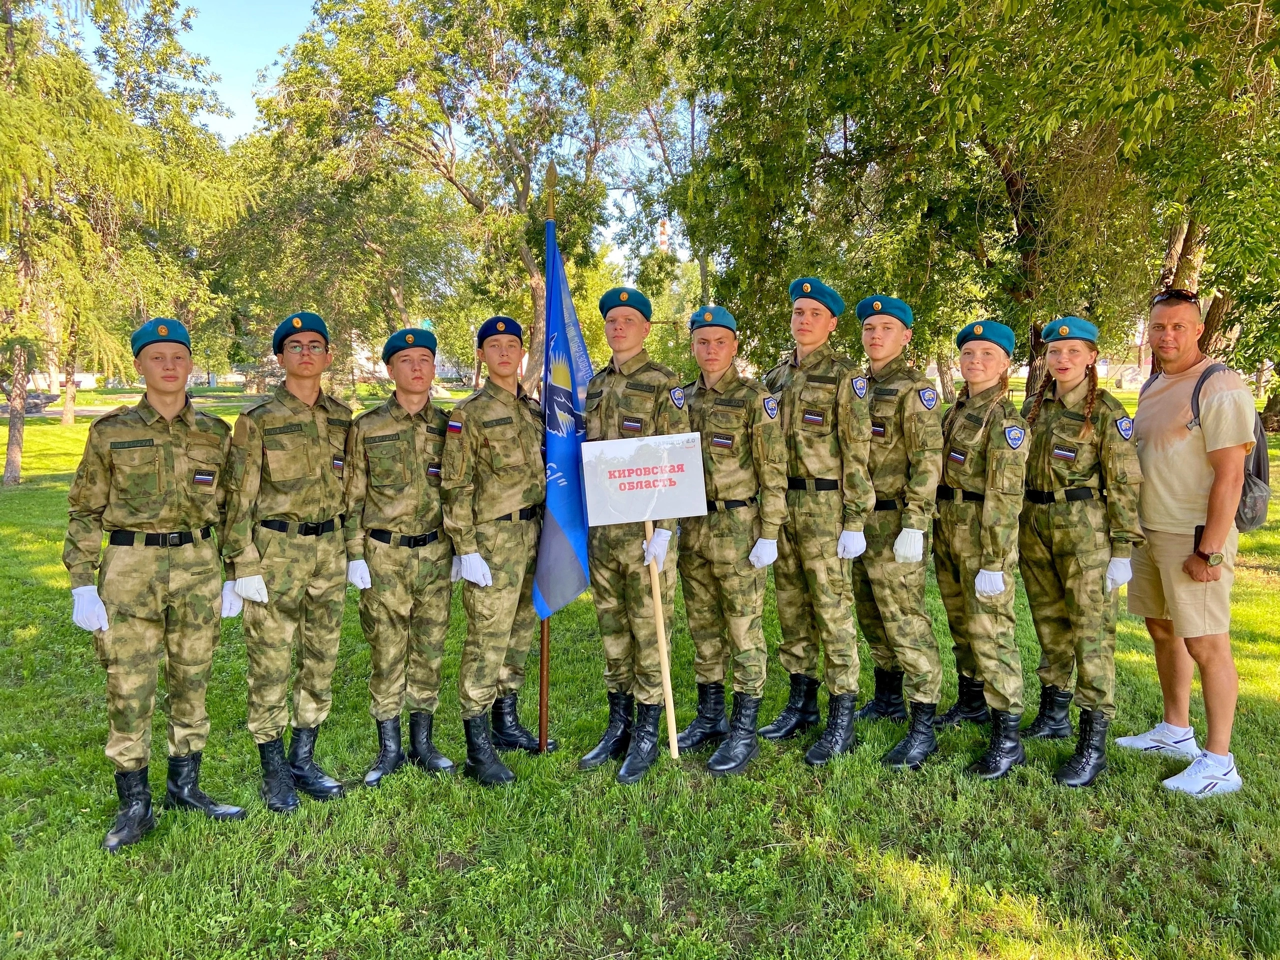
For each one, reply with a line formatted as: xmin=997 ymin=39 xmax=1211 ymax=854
xmin=544 ymin=161 xmax=558 ymax=221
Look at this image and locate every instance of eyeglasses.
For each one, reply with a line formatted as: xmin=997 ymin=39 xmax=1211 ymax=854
xmin=1150 ymin=288 xmax=1199 ymax=307
xmin=284 ymin=342 xmax=327 ymax=355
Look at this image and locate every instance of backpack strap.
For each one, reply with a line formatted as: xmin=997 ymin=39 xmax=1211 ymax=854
xmin=1138 ymin=372 xmax=1159 ymax=398
xmin=1188 ymin=362 xmax=1229 ymax=429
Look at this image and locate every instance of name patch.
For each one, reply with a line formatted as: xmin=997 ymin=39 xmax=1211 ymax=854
xmin=1052 ymin=444 xmax=1078 ymax=462
xmin=802 ymin=409 xmax=826 ymax=426
xmin=263 ymin=423 xmax=303 ymax=437
xmin=625 ymin=381 xmax=656 ymax=394
xmin=622 ymin=416 xmax=644 ymax=432
xmin=193 ymin=469 xmax=216 ymax=486
xmin=483 ymin=416 xmax=514 ymax=428
xmin=365 ymin=433 xmax=401 ymax=445
xmin=110 ymin=438 xmax=154 ymax=449
xmin=964 ymin=413 xmax=985 ymax=426
xmin=711 ymin=433 xmax=734 ymax=449
xmin=714 ymin=398 xmax=746 ymax=408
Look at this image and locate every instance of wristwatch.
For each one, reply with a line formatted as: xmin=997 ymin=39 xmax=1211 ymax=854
xmin=1194 ymin=547 xmax=1225 ymax=567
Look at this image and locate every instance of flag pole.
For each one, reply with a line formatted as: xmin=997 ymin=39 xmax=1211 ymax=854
xmin=645 ymin=519 xmax=680 ymax=759
xmin=538 ymin=160 xmax=558 ymax=755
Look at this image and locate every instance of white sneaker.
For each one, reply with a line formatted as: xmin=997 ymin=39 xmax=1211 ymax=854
xmin=1115 ymin=723 xmax=1201 ymax=760
xmin=1162 ymin=752 xmax=1243 ymax=797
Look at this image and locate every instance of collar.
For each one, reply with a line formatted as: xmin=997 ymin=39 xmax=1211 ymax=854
xmin=613 ymin=349 xmax=652 ymax=376
xmin=959 ymin=383 xmax=1005 ymax=410
xmin=1051 ymin=376 xmax=1092 ymax=410
xmin=481 ymin=378 xmax=520 ymax=406
xmin=700 ymin=363 xmax=740 ymax=394
xmin=136 ymin=393 xmax=194 ymax=427
xmin=870 ymin=354 xmax=907 ymax=382
xmin=387 ymin=392 xmax=434 ymax=421
xmin=791 ymin=341 xmax=834 ymax=370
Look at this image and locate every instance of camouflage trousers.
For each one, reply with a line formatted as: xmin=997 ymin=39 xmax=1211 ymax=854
xmin=243 ymin=524 xmax=346 ymax=743
xmin=774 ymin=489 xmax=860 ymax=696
xmin=588 ymin=522 xmax=677 ymax=706
xmin=677 ymin=506 xmax=767 ymax=698
xmin=359 ymin=532 xmax=454 ymax=720
xmin=933 ymin=501 xmax=1023 ymax=713
xmin=94 ymin=536 xmax=223 ymax=772
xmin=458 ymin=516 xmax=539 ymax=719
xmin=1018 ymin=499 xmax=1116 ymax=718
xmin=851 ymin=507 xmax=941 ymax=704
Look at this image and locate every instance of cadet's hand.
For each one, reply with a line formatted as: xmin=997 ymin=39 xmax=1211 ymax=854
xmin=220 ymin=581 xmax=243 ymax=618
xmin=71 ymin=585 xmax=109 ymax=632
xmin=643 ymin=528 xmax=672 ymax=571
xmin=748 ymin=538 xmax=778 ymax=569
xmin=234 ymin=575 xmax=269 ymax=604
xmin=1105 ymin=557 xmax=1133 ymax=593
xmin=459 ymin=553 xmax=493 ymax=587
xmin=974 ymin=569 xmax=1006 ymax=597
xmin=347 ymin=559 xmax=372 ymax=590
xmin=893 ymin=528 xmax=925 ymax=564
xmin=837 ymin=531 xmax=867 ymax=560
xmin=451 ymin=555 xmax=462 ymax=583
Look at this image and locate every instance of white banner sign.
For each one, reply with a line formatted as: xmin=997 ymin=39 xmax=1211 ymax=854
xmin=582 ymin=432 xmax=708 ymax=526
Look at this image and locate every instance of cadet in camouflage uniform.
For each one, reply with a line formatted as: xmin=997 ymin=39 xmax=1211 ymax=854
xmin=579 ymin=286 xmax=690 ymax=785
xmin=225 ymin=312 xmax=352 ymax=812
xmin=441 ymin=316 xmax=549 ymax=787
xmin=851 ymin=295 xmax=945 ymax=771
xmin=1019 ymin=317 xmax=1143 ymax=787
xmin=344 ymin=328 xmax=457 ymax=788
xmin=66 ymin=318 xmax=245 ymax=853
xmin=931 ymin=321 xmax=1030 ymax=780
xmin=675 ymin=306 xmax=788 ymax=776
xmin=759 ymin=278 xmax=875 ymax=767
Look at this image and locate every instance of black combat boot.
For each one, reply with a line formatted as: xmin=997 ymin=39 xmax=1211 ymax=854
xmin=165 ymin=753 xmax=246 ymax=820
xmin=852 ymin=667 xmax=909 ymax=722
xmin=935 ymin=674 xmax=991 ymax=729
xmin=102 ymin=768 xmax=155 ymax=853
xmin=882 ymin=702 xmax=939 ymax=771
xmin=967 ymin=710 xmax=1026 ymax=780
xmin=1055 ymin=709 xmax=1110 ymax=788
xmin=616 ymin=703 xmax=663 ymax=785
xmin=677 ymin=682 xmax=729 ymax=752
xmin=1024 ymin=684 xmax=1074 ymax=739
xmin=759 ymin=674 xmax=820 ymax=741
xmin=707 ymin=695 xmax=762 ymax=776
xmin=463 ymin=715 xmax=515 ymax=786
xmin=258 ymin=738 xmax=300 ymax=814
xmin=364 ymin=717 xmax=405 ymax=788
xmin=803 ymin=693 xmax=858 ymax=766
xmin=579 ymin=691 xmax=634 ymax=770
xmin=491 ymin=693 xmax=558 ymax=754
xmin=287 ymin=726 xmax=345 ymax=801
xmin=407 ymin=712 xmax=456 ymax=775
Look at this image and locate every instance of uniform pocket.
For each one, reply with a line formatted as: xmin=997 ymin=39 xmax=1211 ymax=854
xmin=264 ymin=433 xmax=310 ymax=482
xmin=110 ymin=445 xmax=160 ymax=500
xmin=798 ymin=385 xmax=836 ymax=436
xmin=188 ymin=443 xmax=223 ymax=496
xmin=584 ymin=392 xmax=604 ymax=441
xmin=366 ymin=440 xmax=409 ymax=487
xmin=870 ymin=398 xmax=898 ymax=445
xmin=483 ymin=423 xmax=527 ymax=468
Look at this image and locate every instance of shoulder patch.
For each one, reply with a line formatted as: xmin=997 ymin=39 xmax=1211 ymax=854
xmin=918 ymin=387 xmax=938 ymax=411
xmin=1004 ymin=425 xmax=1026 ymax=450
xmin=763 ymin=395 xmax=779 ymax=420
xmin=670 ymin=387 xmax=685 ymax=410
xmin=447 ymin=418 xmax=463 ymax=434
xmin=852 ymin=376 xmax=868 ymax=399
xmin=1115 ymin=416 xmax=1134 ymax=441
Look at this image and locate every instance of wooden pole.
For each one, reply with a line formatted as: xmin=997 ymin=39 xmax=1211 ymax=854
xmin=644 ymin=519 xmax=680 ymax=758
xmin=538 ymin=618 xmax=550 ymax=753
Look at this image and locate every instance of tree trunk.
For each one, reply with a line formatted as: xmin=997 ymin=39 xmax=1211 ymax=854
xmin=1171 ymin=215 xmax=1208 ymax=292
xmin=519 ymin=239 xmax=548 ymax=393
xmin=1156 ymin=219 xmax=1189 ymax=292
xmin=699 ymin=254 xmax=710 ymax=308
xmin=472 ymin=356 xmax=483 ymax=390
xmin=1198 ymin=293 xmax=1232 ymax=354
xmin=935 ymin=351 xmax=956 ymax=404
xmin=62 ymin=307 xmax=79 ymax=426
xmin=1255 ymin=362 xmax=1268 ymax=399
xmin=4 ymin=343 xmax=27 ymax=485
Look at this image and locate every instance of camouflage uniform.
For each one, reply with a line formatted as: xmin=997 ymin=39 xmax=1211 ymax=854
xmin=441 ymin=380 xmax=546 ymax=719
xmin=65 ymin=396 xmax=231 ymax=772
xmin=852 ymin=354 xmax=945 ymax=704
xmin=1018 ymin=380 xmax=1143 ymax=718
xmin=933 ymin=385 xmax=1028 ymax=713
xmin=344 ymin=393 xmax=454 ymax=721
xmin=677 ymin=364 xmax=787 ymax=698
xmin=584 ymin=349 xmax=690 ymax=705
xmin=224 ymin=384 xmax=352 ymax=743
xmin=762 ymin=342 xmax=874 ymax=696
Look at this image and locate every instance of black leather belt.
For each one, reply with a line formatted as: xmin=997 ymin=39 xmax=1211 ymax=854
xmin=707 ymin=497 xmax=756 ymax=512
xmin=937 ymin=485 xmax=985 ymax=504
xmin=109 ymin=526 xmax=212 ymax=547
xmin=787 ymin=477 xmax=839 ymax=492
xmin=1024 ymin=488 xmax=1099 ymax=505
xmin=874 ymin=498 xmax=902 ymax=511
xmin=370 ymin=528 xmax=440 ymax=548
xmin=494 ymin=507 xmax=538 ymax=522
xmin=260 ymin=517 xmax=341 ymax=536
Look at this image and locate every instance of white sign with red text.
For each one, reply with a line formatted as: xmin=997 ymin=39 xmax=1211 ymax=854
xmin=582 ymin=432 xmax=708 ymax=526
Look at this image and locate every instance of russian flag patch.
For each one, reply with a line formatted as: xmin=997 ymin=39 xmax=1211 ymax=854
xmin=802 ymin=409 xmax=825 ymax=426
xmin=871 ymin=420 xmax=886 ymax=437
xmin=622 ymin=416 xmax=644 ymax=432
xmin=427 ymin=463 xmax=442 ymax=477
xmin=948 ymin=449 xmax=967 ymax=464
xmin=193 ymin=469 xmax=216 ymax=486
xmin=447 ymin=420 xmax=463 ymax=434
xmin=1052 ymin=444 xmax=1077 ymax=462
xmin=711 ymin=433 xmax=734 ymax=449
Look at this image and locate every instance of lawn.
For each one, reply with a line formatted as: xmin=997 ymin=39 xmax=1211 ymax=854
xmin=1 ymin=416 xmax=1278 ymax=959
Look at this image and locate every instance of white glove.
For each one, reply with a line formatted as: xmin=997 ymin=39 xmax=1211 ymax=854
xmin=451 ymin=555 xmax=462 ymax=583
xmin=1106 ymin=557 xmax=1133 ymax=593
xmin=974 ymin=569 xmax=1006 ymax=597
xmin=459 ymin=553 xmax=493 ymax=587
xmin=220 ymin=581 xmax=243 ymax=618
xmin=234 ymin=575 xmax=269 ymax=604
xmin=748 ymin=538 xmax=778 ymax=569
xmin=347 ymin=559 xmax=371 ymax=590
xmin=643 ymin=528 xmax=672 ymax=570
xmin=71 ymin=585 xmax=110 ymax=632
xmin=837 ymin=531 xmax=867 ymax=560
xmin=893 ymin=527 xmax=925 ymax=563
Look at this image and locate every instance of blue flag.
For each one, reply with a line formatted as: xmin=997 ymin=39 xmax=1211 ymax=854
xmin=533 ymin=219 xmax=594 ymax=618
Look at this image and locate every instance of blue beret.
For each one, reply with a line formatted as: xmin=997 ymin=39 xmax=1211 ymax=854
xmin=789 ymin=277 xmax=845 ymax=317
xmin=855 ymin=295 xmax=914 ymax=329
xmin=599 ymin=287 xmax=652 ymax=321
xmin=382 ymin=328 xmax=438 ymax=364
xmin=273 ymin=312 xmax=329 ymax=355
xmin=477 ymin=315 xmax=522 ymax=348
xmin=955 ymin=320 xmax=1015 ymax=358
xmin=689 ymin=305 xmax=737 ymax=334
xmin=131 ymin=318 xmax=190 ymax=357
xmin=1043 ymin=316 xmax=1099 ymax=345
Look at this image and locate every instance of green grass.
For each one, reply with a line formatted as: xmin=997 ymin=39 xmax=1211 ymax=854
xmin=2 ymin=422 xmax=1279 ymax=959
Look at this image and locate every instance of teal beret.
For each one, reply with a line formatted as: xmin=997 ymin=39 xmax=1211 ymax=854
xmin=855 ymin=295 xmax=914 ymax=329
xmin=1042 ymin=316 xmax=1099 ymax=345
xmin=382 ymin=328 xmax=438 ymax=364
xmin=130 ymin=318 xmax=190 ymax=357
xmin=599 ymin=287 xmax=652 ymax=321
xmin=273 ymin=312 xmax=329 ymax=355
xmin=689 ymin=305 xmax=737 ymax=334
xmin=789 ymin=277 xmax=845 ymax=317
xmin=955 ymin=320 xmax=1015 ymax=358
xmin=477 ymin=315 xmax=522 ymax=348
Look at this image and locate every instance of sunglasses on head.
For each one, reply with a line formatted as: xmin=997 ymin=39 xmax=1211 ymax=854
xmin=1150 ymin=288 xmax=1199 ymax=307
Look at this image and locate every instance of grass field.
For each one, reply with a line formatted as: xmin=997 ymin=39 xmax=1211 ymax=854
xmin=2 ymin=415 xmax=1279 ymax=959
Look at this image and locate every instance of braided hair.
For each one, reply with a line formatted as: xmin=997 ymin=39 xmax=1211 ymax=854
xmin=1024 ymin=369 xmax=1056 ymax=428
xmin=1078 ymin=363 xmax=1099 ymax=439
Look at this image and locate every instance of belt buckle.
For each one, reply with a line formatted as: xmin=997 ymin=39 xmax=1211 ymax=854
xmin=167 ymin=532 xmax=181 ymax=546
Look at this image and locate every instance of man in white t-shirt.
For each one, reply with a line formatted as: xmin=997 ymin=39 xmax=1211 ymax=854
xmin=1123 ymin=289 xmax=1255 ymax=796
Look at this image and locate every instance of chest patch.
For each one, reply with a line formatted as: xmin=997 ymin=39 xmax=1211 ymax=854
xmin=871 ymin=420 xmax=887 ymax=437
xmin=918 ymin=387 xmax=938 ymax=410
xmin=332 ymin=456 xmax=344 ymax=476
xmin=802 ymin=409 xmax=825 ymax=426
xmin=763 ymin=395 xmax=779 ymax=420
xmin=110 ymin=438 xmax=155 ymax=450
xmin=670 ymin=387 xmax=685 ymax=409
xmin=1052 ymin=444 xmax=1078 ymax=462
xmin=193 ymin=469 xmax=216 ymax=486
xmin=1005 ymin=425 xmax=1026 ymax=450
xmin=711 ymin=433 xmax=734 ymax=449
xmin=948 ymin=449 xmax=967 ymax=465
xmin=427 ymin=463 xmax=442 ymax=477
xmin=622 ymin=416 xmax=644 ymax=432
xmin=1116 ymin=416 xmax=1134 ymax=441
xmin=852 ymin=377 xmax=868 ymax=399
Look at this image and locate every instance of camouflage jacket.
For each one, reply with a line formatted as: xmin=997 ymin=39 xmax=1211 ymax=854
xmin=441 ymin=379 xmax=546 ymax=556
xmin=763 ymin=341 xmax=874 ymax=533
xmin=862 ymin=354 xmax=944 ymax=531
xmin=65 ymin=395 xmax=232 ymax=587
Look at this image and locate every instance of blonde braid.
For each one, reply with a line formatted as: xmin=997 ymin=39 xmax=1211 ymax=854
xmin=1025 ymin=370 xmax=1055 ymax=428
xmin=1079 ymin=364 xmax=1099 ymax=439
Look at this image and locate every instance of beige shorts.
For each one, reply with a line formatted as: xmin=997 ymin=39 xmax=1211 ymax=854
xmin=1127 ymin=526 xmax=1238 ymax=638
